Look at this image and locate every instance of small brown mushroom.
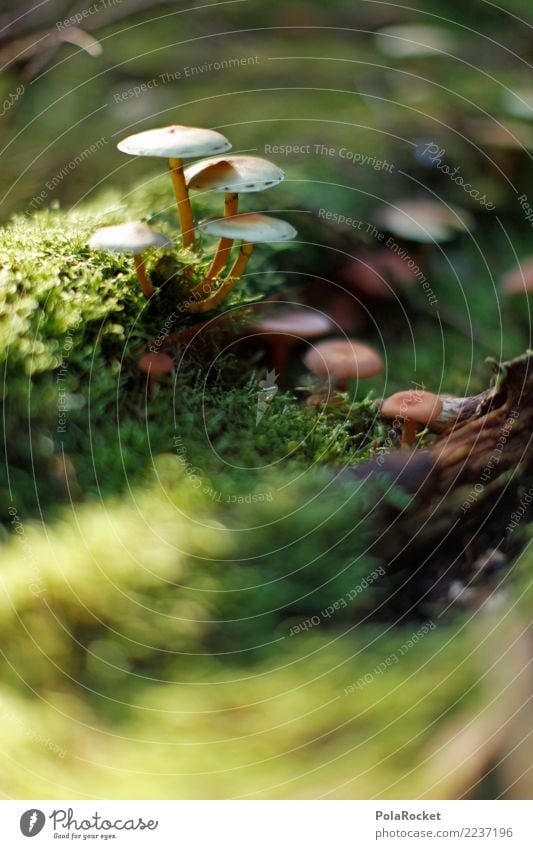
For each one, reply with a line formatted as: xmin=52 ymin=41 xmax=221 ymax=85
xmin=139 ymin=351 xmax=174 ymax=397
xmin=250 ymin=309 xmax=333 ymax=384
xmin=381 ymin=389 xmax=443 ymax=447
xmin=303 ymin=339 xmax=383 ymax=392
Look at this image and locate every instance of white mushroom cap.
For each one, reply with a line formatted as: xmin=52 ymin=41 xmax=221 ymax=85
xmin=377 ymin=200 xmax=474 ymax=243
xmin=116 ymin=125 xmax=231 ymax=159
xmin=251 ymin=310 xmax=332 ymax=337
xmin=88 ymin=222 xmax=172 ymax=254
xmin=184 ymin=155 xmax=284 ymax=193
xmin=199 ymin=213 xmax=297 ymax=243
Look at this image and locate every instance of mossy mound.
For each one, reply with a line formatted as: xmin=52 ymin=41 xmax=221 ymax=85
xmin=0 ymin=182 xmax=531 ymax=799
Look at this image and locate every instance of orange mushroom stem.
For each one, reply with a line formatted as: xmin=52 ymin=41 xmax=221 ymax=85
xmin=184 ymin=214 xmax=296 ymax=313
xmin=185 ymin=243 xmax=254 ymax=314
xmin=205 ymin=192 xmax=239 ymax=281
xmin=381 ymin=390 xmax=443 ymax=447
xmin=250 ymin=309 xmax=333 ymax=386
xmin=226 ymin=241 xmax=254 ymax=282
xmin=139 ymin=352 xmax=174 ymax=398
xmin=133 ymin=254 xmax=155 ymax=298
xmin=169 ymin=157 xmax=196 ymax=250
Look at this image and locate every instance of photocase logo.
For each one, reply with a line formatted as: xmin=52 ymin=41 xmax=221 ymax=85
xmin=20 ymin=809 xmax=46 ymax=837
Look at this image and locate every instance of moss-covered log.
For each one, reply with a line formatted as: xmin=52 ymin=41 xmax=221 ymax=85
xmin=347 ymin=352 xmax=533 ymax=609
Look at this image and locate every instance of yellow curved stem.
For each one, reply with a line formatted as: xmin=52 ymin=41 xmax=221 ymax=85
xmin=133 ymin=254 xmax=155 ymax=298
xmin=225 ymin=241 xmax=254 ymax=282
xmin=184 ymin=242 xmax=254 ymax=313
xmin=205 ymin=192 xmax=239 ymax=282
xmin=169 ymin=157 xmax=195 ymax=249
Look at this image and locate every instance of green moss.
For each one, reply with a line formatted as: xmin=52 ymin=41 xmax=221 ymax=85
xmin=0 ymin=469 xmax=491 ymax=799
xmin=5 ymin=169 xmax=433 ymax=530
xmin=0 ymin=169 xmax=531 ymax=800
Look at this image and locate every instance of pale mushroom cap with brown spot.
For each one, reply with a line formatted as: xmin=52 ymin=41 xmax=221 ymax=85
xmin=502 ymin=257 xmax=533 ymax=295
xmin=303 ymin=339 xmax=383 ymax=381
xmin=252 ymin=310 xmax=333 ymax=338
xmin=184 ymin=155 xmax=284 ymax=193
xmin=139 ymin=352 xmax=174 ymax=375
xmin=117 ymin=125 xmax=231 ymax=159
xmin=88 ymin=222 xmax=172 ymax=254
xmin=381 ymin=390 xmax=443 ymax=423
xmin=199 ymin=213 xmax=297 ymax=243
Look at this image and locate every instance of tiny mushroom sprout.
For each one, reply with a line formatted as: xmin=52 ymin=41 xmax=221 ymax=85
xmin=303 ymin=339 xmax=383 ymax=392
xmin=381 ymin=390 xmax=443 ymax=447
xmin=139 ymin=351 xmax=174 ymax=397
xmin=88 ymin=221 xmax=172 ymax=298
xmin=185 ymin=213 xmax=297 ymax=313
xmin=184 ymin=155 xmax=285 ymax=285
xmin=250 ymin=308 xmax=333 ymax=383
xmin=116 ymin=125 xmax=231 ymax=249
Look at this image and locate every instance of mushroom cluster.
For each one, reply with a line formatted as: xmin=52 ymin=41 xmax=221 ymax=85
xmin=88 ymin=125 xmax=296 ymax=311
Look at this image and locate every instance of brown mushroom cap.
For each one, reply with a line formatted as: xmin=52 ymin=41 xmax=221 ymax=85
xmin=303 ymin=339 xmax=382 ymax=381
xmin=184 ymin=155 xmax=284 ymax=193
xmin=251 ymin=310 xmax=333 ymax=338
xmin=381 ymin=390 xmax=443 ymax=424
xmin=139 ymin=352 xmax=174 ymax=376
xmin=502 ymin=257 xmax=533 ymax=295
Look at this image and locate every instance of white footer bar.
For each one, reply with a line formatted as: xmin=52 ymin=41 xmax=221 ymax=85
xmin=2 ymin=800 xmax=530 ymax=847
